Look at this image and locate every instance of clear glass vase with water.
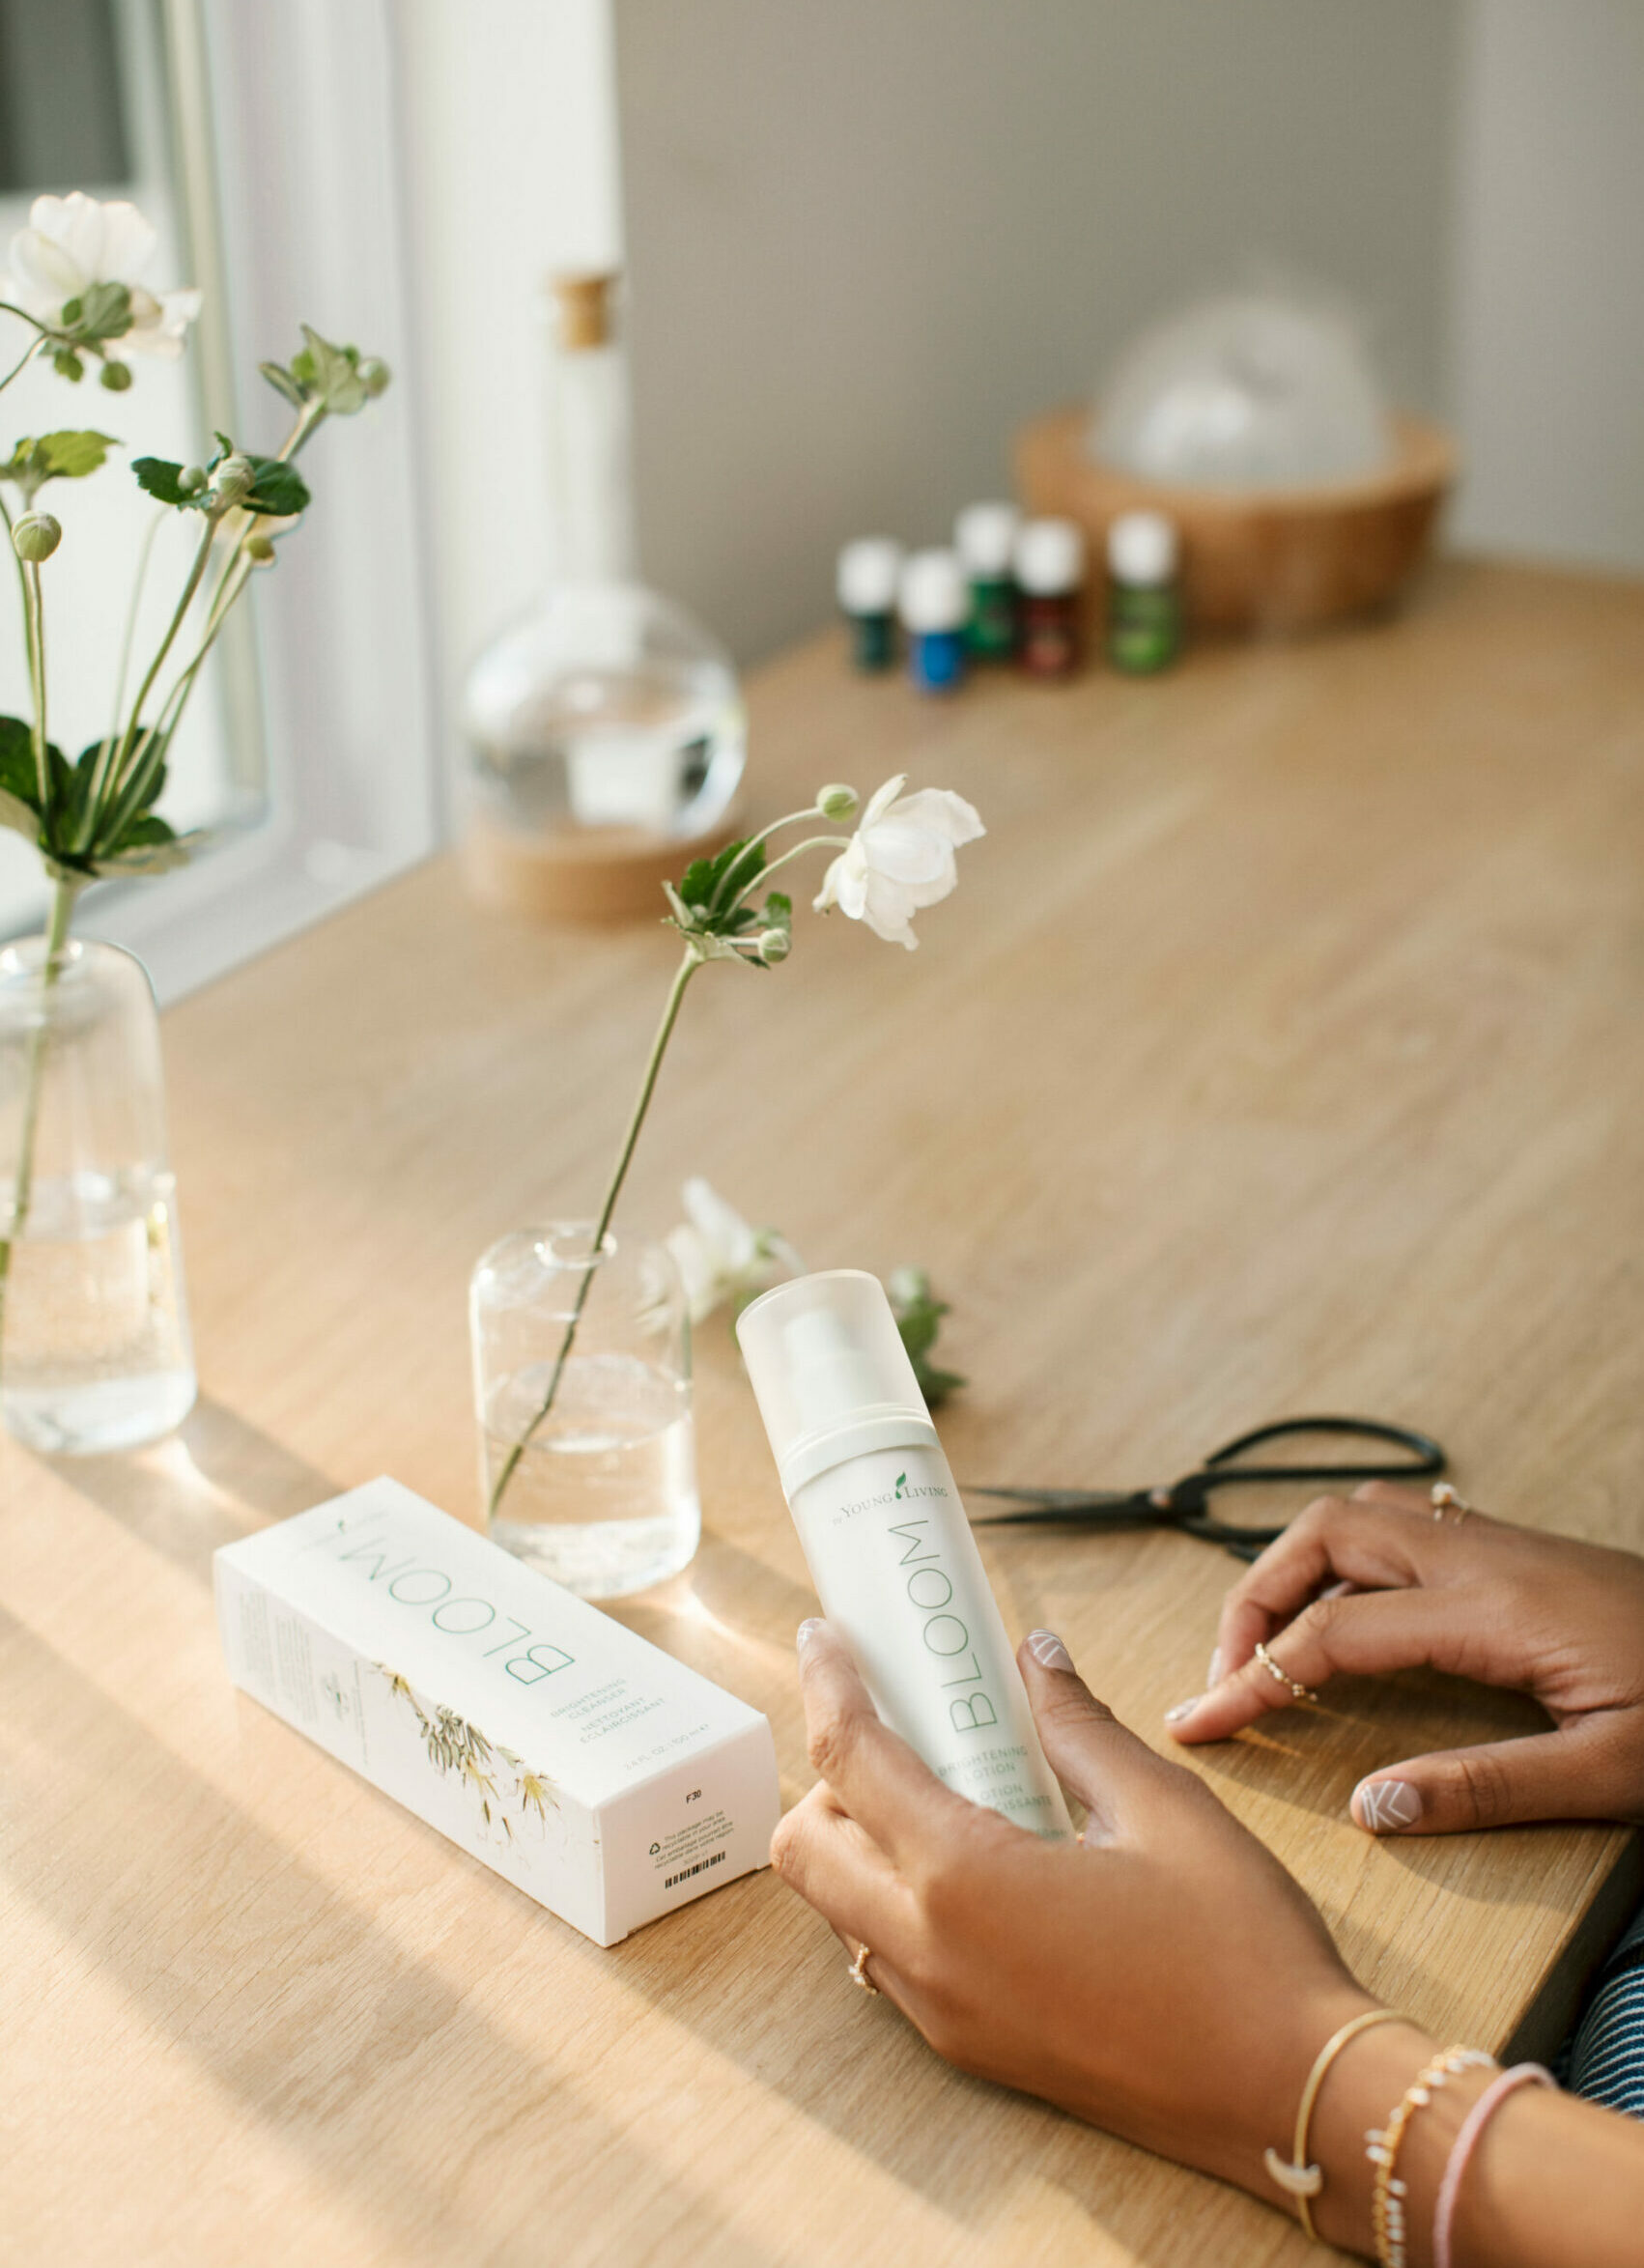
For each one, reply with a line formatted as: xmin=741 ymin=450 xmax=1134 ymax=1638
xmin=471 ymin=1222 xmax=700 ymax=1600
xmin=0 ymin=935 xmax=196 ymax=1454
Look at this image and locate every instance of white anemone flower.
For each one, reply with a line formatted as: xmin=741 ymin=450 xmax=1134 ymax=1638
xmin=665 ymin=1177 xmax=803 ymax=1325
xmin=813 ymin=774 xmax=985 ymax=950
xmin=4 ymin=192 xmax=201 ymax=360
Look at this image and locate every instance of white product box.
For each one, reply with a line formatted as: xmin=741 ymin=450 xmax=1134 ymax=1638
xmin=214 ymin=1478 xmax=781 ymax=1946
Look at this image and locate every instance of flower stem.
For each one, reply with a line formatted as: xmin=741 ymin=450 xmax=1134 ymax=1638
xmin=115 ymin=514 xmax=216 ymax=785
xmin=488 ymin=945 xmax=703 ymax=1521
xmin=738 ymin=833 xmax=850 ymax=904
xmin=707 ymin=805 xmax=830 ymax=913
xmin=0 ymin=335 xmax=40 ymax=390
xmin=81 ymin=506 xmax=168 ymax=849
xmin=20 ymin=559 xmax=49 ymax=816
xmin=0 ymin=873 xmax=83 ymax=1395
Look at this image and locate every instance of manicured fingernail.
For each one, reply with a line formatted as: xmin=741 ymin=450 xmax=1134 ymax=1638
xmin=1319 ymin=1577 xmax=1354 ymax=1602
xmin=1026 ymin=1629 xmax=1073 ymax=1671
xmin=796 ymin=1618 xmax=824 ymax=1652
xmin=1206 ymin=1647 xmax=1223 ymax=1687
xmin=1166 ymin=1695 xmax=1204 ymax=1723
xmin=1353 ymin=1777 xmax=1423 ymax=1833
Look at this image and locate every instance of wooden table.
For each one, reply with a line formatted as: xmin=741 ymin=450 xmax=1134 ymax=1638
xmin=6 ymin=560 xmax=1643 ymax=2266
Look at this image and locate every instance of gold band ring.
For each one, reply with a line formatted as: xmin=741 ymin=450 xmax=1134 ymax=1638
xmin=849 ymin=1942 xmax=879 ymax=1996
xmin=1431 ymin=1482 xmax=1474 ymax=1524
xmin=1253 ymin=1639 xmax=1318 ymax=1704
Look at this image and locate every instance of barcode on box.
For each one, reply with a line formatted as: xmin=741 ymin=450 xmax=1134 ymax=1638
xmin=665 ymin=1850 xmax=726 ymax=1889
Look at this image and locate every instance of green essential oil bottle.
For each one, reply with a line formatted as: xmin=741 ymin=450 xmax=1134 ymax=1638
xmin=954 ymin=501 xmax=1020 ymax=660
xmin=1106 ymin=510 xmax=1182 ymax=674
xmin=836 ymin=536 xmax=904 ymax=671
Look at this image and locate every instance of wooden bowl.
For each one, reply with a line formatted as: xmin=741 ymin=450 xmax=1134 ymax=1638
xmin=1013 ymin=405 xmax=1456 ymax=635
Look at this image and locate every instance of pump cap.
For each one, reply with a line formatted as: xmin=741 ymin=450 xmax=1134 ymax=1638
xmin=1013 ymin=517 xmax=1086 ymax=595
xmin=954 ymin=501 xmax=1020 ymax=578
xmin=836 ymin=536 xmax=903 ymax=614
xmin=898 ymin=548 xmax=969 ymax=634
xmin=1107 ymin=509 xmax=1178 ymax=585
xmin=736 ymin=1269 xmax=938 ymax=1496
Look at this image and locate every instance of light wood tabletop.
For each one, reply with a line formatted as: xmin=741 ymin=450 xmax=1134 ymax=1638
xmin=5 ymin=559 xmax=1643 ymax=2266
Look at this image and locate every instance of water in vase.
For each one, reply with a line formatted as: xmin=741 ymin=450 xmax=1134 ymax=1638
xmin=2 ymin=1165 xmax=197 ymax=1454
xmin=484 ymin=1350 xmax=700 ymax=1600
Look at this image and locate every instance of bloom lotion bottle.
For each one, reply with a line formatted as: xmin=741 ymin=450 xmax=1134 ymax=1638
xmin=738 ymin=1271 xmax=1072 ymax=1839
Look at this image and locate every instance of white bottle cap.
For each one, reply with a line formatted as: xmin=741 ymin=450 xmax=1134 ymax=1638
xmin=953 ymin=501 xmax=1020 ymax=579
xmin=1013 ymin=518 xmax=1086 ymax=596
xmin=1107 ymin=510 xmax=1178 ymax=585
xmin=836 ymin=536 xmax=903 ymax=615
xmin=736 ymin=1270 xmax=938 ymax=1496
xmin=897 ymin=548 xmax=968 ymax=634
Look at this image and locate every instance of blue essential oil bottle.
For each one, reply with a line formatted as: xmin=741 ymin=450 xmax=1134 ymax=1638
xmin=836 ymin=536 xmax=903 ymax=671
xmin=898 ymin=549 xmax=968 ymax=695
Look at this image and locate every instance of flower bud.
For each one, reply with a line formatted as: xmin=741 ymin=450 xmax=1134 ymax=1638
xmin=758 ymin=928 xmax=791 ymax=964
xmin=357 ymin=356 xmax=391 ymax=398
xmin=887 ymin=1264 xmax=930 ymax=1309
xmin=178 ymin=466 xmax=209 ymax=496
xmin=245 ymin=533 xmax=276 ymax=564
xmin=99 ymin=359 xmax=133 ymax=392
xmin=13 ymin=513 xmax=62 ymax=563
xmin=212 ymin=452 xmax=256 ymax=505
xmin=816 ymin=783 xmax=858 ymax=820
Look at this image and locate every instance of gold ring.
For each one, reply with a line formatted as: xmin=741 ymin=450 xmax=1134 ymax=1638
xmin=1254 ymin=1639 xmax=1318 ymax=1704
xmin=1431 ymin=1482 xmax=1474 ymax=1524
xmin=849 ymin=1942 xmax=879 ymax=1996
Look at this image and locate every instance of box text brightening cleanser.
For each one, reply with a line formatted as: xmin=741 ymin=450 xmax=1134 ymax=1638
xmin=214 ymin=1478 xmax=781 ymax=1945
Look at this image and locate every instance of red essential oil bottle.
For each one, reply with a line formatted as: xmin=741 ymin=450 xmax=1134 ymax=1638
xmin=1013 ymin=519 xmax=1086 ymax=679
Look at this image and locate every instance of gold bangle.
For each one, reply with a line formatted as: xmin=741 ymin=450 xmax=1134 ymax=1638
xmin=1264 ymin=2008 xmax=1414 ymax=2242
xmin=1367 ymin=2044 xmax=1496 ymax=2268
xmin=1253 ymin=1638 xmax=1318 ymax=1704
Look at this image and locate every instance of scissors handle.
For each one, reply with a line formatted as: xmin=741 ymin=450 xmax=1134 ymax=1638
xmin=1197 ymin=1414 xmax=1445 ymax=1489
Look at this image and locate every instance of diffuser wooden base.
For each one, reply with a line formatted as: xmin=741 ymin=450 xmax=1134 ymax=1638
xmin=1014 ymin=405 xmax=1455 ymax=635
xmin=460 ymin=807 xmax=742 ymax=922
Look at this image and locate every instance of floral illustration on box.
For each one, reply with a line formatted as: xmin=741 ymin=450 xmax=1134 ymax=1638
xmin=374 ymin=1665 xmax=556 ymax=1853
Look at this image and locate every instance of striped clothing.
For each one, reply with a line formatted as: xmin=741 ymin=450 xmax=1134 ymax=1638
xmin=1565 ymin=1904 xmax=1644 ymax=2115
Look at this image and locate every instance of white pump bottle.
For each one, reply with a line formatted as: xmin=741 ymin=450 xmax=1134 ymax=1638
xmin=737 ymin=1271 xmax=1071 ymax=1839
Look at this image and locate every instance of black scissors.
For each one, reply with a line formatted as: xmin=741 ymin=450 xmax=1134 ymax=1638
xmin=968 ymin=1415 xmax=1446 ymax=1563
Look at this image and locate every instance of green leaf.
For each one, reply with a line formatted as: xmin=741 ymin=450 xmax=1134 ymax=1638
xmin=0 ymin=717 xmax=40 ymax=809
xmin=911 ymin=1359 xmax=966 ymax=1408
xmin=0 ymin=783 xmax=38 ymax=843
xmin=260 ymin=360 xmax=305 ymax=409
xmin=113 ymin=812 xmax=176 ymax=848
xmin=710 ymin=835 xmax=765 ymax=908
xmin=67 ymin=279 xmax=132 ymax=345
xmin=243 ymin=457 xmax=310 ymax=517
xmin=677 ymin=853 xmax=719 ymax=910
xmin=762 ymin=890 xmax=792 ymax=930
xmin=94 ymin=822 xmax=202 ymax=876
xmin=39 ymin=429 xmax=118 ymax=479
xmin=132 ymin=455 xmax=192 ymax=507
xmin=295 ymin=324 xmax=368 ymax=414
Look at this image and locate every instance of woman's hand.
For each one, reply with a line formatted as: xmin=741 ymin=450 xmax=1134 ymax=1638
xmin=1168 ymin=1484 xmax=1644 ymax=1836
xmin=773 ymin=1619 xmax=1382 ymax=2221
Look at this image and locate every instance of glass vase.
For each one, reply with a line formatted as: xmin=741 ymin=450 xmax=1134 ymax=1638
xmin=470 ymin=1221 xmax=699 ymax=1600
xmin=0 ymin=935 xmax=197 ymax=1454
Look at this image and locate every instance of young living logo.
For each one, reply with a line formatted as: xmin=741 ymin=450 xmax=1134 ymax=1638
xmin=837 ymin=1471 xmax=950 ymax=1519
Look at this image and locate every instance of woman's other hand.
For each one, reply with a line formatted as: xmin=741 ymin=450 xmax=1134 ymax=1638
xmin=772 ymin=1620 xmax=1382 ymax=2215
xmin=1168 ymin=1485 xmax=1644 ymax=1836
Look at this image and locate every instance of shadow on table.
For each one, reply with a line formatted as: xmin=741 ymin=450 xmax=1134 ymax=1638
xmin=27 ymin=1395 xmax=342 ymax=1585
xmin=0 ymin=1603 xmax=773 ymax=2268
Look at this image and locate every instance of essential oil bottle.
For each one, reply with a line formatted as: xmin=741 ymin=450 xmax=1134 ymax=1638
xmin=898 ymin=549 xmax=969 ymax=695
xmin=738 ymin=1270 xmax=1072 ymax=1839
xmin=1013 ymin=518 xmax=1086 ymax=679
xmin=836 ymin=537 xmax=903 ymax=672
xmin=954 ymin=501 xmax=1020 ymax=661
xmin=1106 ymin=510 xmax=1182 ymax=674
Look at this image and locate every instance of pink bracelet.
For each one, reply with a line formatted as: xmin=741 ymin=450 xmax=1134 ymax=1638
xmin=1431 ymin=2061 xmax=1554 ymax=2268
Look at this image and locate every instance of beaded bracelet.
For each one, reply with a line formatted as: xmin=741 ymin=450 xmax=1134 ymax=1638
xmin=1367 ymin=2046 xmax=1497 ymax=2268
xmin=1431 ymin=2063 xmax=1554 ymax=2268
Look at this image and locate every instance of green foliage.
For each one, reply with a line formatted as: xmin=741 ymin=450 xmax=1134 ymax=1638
xmin=0 ymin=714 xmax=188 ymax=873
xmin=263 ymin=325 xmax=388 ymax=419
xmin=0 ymin=429 xmax=119 ymax=503
xmin=59 ymin=281 xmax=133 ymax=346
xmin=889 ymin=1269 xmax=966 ymax=1407
xmin=132 ymin=441 xmax=310 ymax=519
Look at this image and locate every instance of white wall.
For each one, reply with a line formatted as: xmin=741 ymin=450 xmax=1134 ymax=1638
xmin=614 ymin=0 xmax=1463 ymax=664
xmin=394 ymin=0 xmax=624 ymax=757
xmin=1448 ymin=0 xmax=1644 ymax=575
